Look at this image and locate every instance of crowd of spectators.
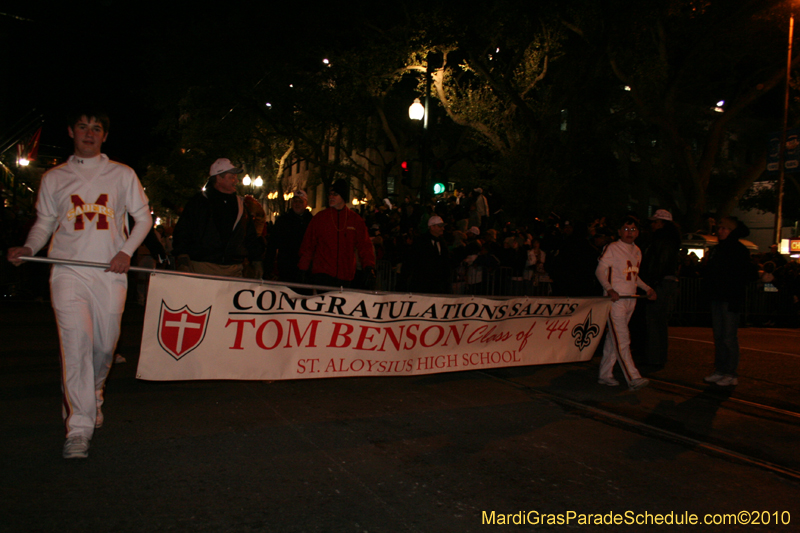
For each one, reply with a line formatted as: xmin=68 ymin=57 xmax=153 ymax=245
xmin=3 ymin=184 xmax=800 ymax=328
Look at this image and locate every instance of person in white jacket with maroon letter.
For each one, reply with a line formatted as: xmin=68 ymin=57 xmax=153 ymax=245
xmin=595 ymin=216 xmax=656 ymax=390
xmin=7 ymin=109 xmax=151 ymax=459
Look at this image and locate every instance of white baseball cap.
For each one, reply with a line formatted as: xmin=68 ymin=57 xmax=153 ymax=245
xmin=209 ymin=158 xmax=243 ymax=177
xmin=428 ymin=215 xmax=444 ymax=226
xmin=293 ymin=190 xmax=308 ymax=200
xmin=649 ymin=209 xmax=673 ymax=222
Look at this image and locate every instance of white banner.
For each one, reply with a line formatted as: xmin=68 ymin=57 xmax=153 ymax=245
xmin=137 ymin=273 xmax=611 ymax=381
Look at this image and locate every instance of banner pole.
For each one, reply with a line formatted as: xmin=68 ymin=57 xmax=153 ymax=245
xmin=18 ymin=256 xmax=617 ymax=300
xmin=19 ymin=256 xmax=323 ymax=289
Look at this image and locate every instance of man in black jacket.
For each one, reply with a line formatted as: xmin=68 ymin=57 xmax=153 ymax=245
xmin=172 ymin=158 xmax=264 ymax=277
xmin=639 ymin=209 xmax=682 ymax=370
xmin=264 ymin=190 xmax=312 ymax=283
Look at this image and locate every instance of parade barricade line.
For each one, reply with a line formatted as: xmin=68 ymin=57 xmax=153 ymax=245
xmin=20 ymin=256 xmax=614 ymax=382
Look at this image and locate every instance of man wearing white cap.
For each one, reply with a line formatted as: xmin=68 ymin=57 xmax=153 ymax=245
xmin=172 ymin=158 xmax=264 ymax=277
xmin=265 ymin=190 xmax=312 ymax=282
xmin=639 ymin=208 xmax=682 ymax=371
xmin=405 ymin=215 xmax=451 ymax=294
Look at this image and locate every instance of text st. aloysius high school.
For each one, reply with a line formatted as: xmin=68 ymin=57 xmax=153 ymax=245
xmin=137 ymin=274 xmax=612 ymax=381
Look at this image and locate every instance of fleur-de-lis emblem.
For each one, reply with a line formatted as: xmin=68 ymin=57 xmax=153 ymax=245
xmin=572 ymin=311 xmax=600 ymax=351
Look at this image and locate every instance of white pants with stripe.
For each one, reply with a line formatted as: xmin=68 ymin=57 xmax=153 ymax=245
xmin=599 ymin=298 xmax=642 ymax=385
xmin=51 ymin=266 xmax=126 ymax=439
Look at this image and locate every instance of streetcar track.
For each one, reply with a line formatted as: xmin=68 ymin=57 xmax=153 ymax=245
xmin=669 ymin=336 xmax=800 ymax=358
xmin=479 ymin=370 xmax=800 ymax=482
xmin=565 ymin=360 xmax=800 ymax=423
xmin=647 ymin=377 xmax=800 ymax=422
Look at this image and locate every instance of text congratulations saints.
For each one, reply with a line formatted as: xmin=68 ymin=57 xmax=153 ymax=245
xmin=231 ymin=288 xmax=579 ymax=322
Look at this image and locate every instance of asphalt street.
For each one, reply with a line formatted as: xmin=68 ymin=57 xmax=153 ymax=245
xmin=1 ymin=300 xmax=799 ymax=532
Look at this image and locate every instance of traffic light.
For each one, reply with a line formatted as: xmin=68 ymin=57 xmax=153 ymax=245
xmin=401 ymin=160 xmax=412 ymax=186
xmin=432 ymin=182 xmax=445 ymax=195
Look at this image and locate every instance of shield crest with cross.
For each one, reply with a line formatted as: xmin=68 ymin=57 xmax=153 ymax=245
xmin=157 ymin=302 xmax=211 ymax=360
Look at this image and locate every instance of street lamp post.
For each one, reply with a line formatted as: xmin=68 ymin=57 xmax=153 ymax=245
xmin=242 ymin=174 xmax=264 ymax=196
xmin=775 ymin=11 xmax=795 ymax=245
xmin=409 ymin=59 xmax=433 ymax=201
xmin=267 ymin=191 xmax=279 ymax=222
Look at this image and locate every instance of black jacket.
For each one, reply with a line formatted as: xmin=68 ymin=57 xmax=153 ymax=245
xmin=405 ymin=232 xmax=452 ymax=294
xmin=702 ymin=222 xmax=757 ymax=311
xmin=640 ymin=222 xmax=682 ymax=287
xmin=264 ymin=208 xmax=313 ymax=280
xmin=173 ymin=189 xmax=264 ymax=265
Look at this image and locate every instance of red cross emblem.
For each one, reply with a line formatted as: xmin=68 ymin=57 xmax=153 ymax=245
xmin=157 ymin=302 xmax=211 ymax=360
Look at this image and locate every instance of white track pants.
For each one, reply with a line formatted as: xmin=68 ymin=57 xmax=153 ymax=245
xmin=51 ymin=267 xmax=126 ymax=439
xmin=599 ymin=298 xmax=642 ymax=385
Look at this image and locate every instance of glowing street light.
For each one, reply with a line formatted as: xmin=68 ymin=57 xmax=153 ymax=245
xmin=409 ymin=98 xmax=425 ymax=121
xmin=242 ymin=174 xmax=263 ymax=195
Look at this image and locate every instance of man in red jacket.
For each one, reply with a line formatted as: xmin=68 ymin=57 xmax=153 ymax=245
xmin=298 ymin=179 xmax=376 ymax=288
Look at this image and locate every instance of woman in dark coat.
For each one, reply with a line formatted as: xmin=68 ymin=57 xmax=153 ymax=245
xmin=702 ymin=216 xmax=757 ymax=387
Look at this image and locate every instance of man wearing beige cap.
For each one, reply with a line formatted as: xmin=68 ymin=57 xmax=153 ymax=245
xmin=172 ymin=158 xmax=264 ymax=277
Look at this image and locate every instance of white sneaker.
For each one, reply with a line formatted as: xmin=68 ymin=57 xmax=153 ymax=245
xmin=629 ymin=377 xmax=650 ymax=390
xmin=63 ymin=436 xmax=90 ymax=459
xmin=704 ymin=372 xmax=724 ymax=383
xmin=598 ymin=377 xmax=620 ymax=386
xmin=715 ymin=375 xmax=738 ymax=386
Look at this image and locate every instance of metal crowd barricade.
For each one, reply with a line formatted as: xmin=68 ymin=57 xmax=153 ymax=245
xmin=673 ymin=277 xmax=798 ymax=327
xmin=374 ymin=260 xmax=397 ymax=292
xmin=745 ymin=281 xmax=797 ymax=327
xmin=674 ymin=277 xmax=704 ymax=325
xmin=448 ymin=265 xmax=552 ymax=297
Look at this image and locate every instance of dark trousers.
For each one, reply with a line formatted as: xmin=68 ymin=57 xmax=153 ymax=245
xmin=644 ymin=279 xmax=678 ymax=366
xmin=710 ymin=300 xmax=741 ymax=376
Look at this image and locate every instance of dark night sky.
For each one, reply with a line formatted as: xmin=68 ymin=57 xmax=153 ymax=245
xmin=1 ymin=1 xmax=374 ymax=172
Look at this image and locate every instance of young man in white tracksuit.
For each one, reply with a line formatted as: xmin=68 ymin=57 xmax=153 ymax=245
xmin=595 ymin=216 xmax=656 ymax=390
xmin=7 ymin=109 xmax=151 ymax=458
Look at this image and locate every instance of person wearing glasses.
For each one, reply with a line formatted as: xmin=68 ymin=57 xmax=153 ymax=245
xmin=595 ymin=216 xmax=656 ymax=390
